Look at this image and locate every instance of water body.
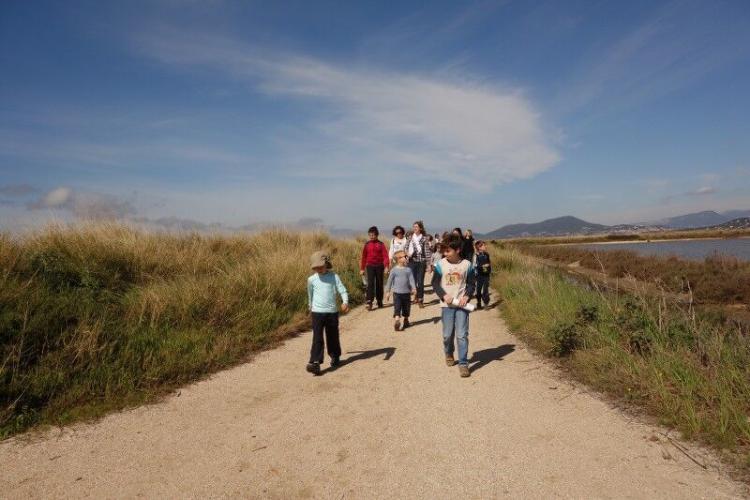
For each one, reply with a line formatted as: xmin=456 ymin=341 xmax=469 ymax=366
xmin=577 ymin=238 xmax=750 ymax=261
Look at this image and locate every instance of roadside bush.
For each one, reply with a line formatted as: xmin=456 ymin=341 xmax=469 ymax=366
xmin=547 ymin=321 xmax=583 ymax=357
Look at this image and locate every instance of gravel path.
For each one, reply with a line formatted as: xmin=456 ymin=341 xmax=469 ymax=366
xmin=0 ymin=286 xmax=746 ymax=499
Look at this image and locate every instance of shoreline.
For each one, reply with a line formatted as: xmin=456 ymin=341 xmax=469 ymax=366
xmin=551 ymin=235 xmax=750 ymax=247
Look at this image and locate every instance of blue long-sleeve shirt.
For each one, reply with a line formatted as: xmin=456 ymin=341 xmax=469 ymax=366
xmin=385 ymin=266 xmax=416 ymax=294
xmin=307 ymin=272 xmax=349 ymax=313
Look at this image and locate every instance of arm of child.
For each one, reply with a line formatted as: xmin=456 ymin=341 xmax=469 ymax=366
xmin=307 ymin=277 xmax=314 ymax=312
xmin=459 ymin=263 xmax=476 ymax=307
xmin=360 ymin=243 xmax=368 ymax=275
xmin=335 ymin=274 xmax=349 ymax=313
xmin=431 ymin=263 xmax=449 ymax=303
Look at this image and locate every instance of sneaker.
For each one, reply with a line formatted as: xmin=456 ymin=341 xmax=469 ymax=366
xmin=459 ymin=365 xmax=470 ymax=377
xmin=445 ymin=355 xmax=456 ymax=367
xmin=330 ymin=357 xmax=341 ymax=368
xmin=394 ymin=319 xmax=401 ymax=331
xmin=306 ymin=362 xmax=321 ymax=375
xmin=402 ymin=318 xmax=410 ymax=329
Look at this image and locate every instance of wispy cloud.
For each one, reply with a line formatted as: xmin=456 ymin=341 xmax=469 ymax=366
xmin=136 ymin=29 xmax=560 ymax=190
xmin=557 ymin=1 xmax=750 ymax=117
xmin=688 ymin=186 xmax=716 ymax=196
xmin=0 ymin=184 xmax=38 ymax=197
xmin=28 ymin=186 xmax=136 ymax=219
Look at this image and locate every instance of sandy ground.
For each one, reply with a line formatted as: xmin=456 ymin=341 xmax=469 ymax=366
xmin=0 ymin=285 xmax=747 ymax=499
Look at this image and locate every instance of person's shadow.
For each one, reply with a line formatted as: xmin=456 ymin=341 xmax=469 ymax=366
xmin=319 ymin=347 xmax=395 ymax=375
xmin=469 ymin=344 xmax=515 ymax=373
xmin=407 ymin=316 xmax=441 ymax=327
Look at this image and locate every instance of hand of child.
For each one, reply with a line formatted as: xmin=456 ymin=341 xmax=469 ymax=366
xmin=458 ymin=295 xmax=469 ymax=307
xmin=341 ymin=303 xmax=350 ymax=313
xmin=444 ymin=294 xmax=454 ymax=305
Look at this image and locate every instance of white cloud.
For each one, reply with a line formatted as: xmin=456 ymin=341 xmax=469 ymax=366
xmin=29 ymin=187 xmax=136 ymax=219
xmin=689 ymin=186 xmax=716 ymax=196
xmin=137 ymin=31 xmax=560 ymax=190
xmin=42 ymin=187 xmax=73 ymax=207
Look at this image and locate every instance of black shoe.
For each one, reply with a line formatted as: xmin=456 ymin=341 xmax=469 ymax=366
xmin=403 ymin=318 xmax=410 ymax=329
xmin=330 ymin=357 xmax=341 ymax=368
xmin=366 ymin=302 xmax=373 ymax=311
xmin=377 ymin=303 xmax=384 ymax=309
xmin=476 ymin=304 xmax=483 ymax=310
xmin=306 ymin=362 xmax=321 ymax=375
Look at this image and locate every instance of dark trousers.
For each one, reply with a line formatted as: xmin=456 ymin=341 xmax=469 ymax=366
xmin=393 ymin=292 xmax=412 ymax=318
xmin=309 ymin=312 xmax=341 ymax=363
xmin=366 ymin=265 xmax=384 ymax=306
xmin=408 ymin=261 xmax=426 ymax=301
xmin=476 ymin=274 xmax=490 ymax=306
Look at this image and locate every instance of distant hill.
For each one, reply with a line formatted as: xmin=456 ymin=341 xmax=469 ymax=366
xmin=483 ymin=216 xmax=608 ymax=239
xmin=703 ymin=217 xmax=750 ymax=230
xmin=657 ymin=210 xmax=750 ymax=229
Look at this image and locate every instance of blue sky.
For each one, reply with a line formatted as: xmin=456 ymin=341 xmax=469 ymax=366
xmin=1 ymin=0 xmax=749 ymax=233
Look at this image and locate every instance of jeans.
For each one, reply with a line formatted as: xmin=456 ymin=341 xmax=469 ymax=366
xmin=366 ymin=265 xmax=384 ymax=306
xmin=393 ymin=292 xmax=411 ymax=318
xmin=309 ymin=312 xmax=341 ymax=363
xmin=476 ymin=274 xmax=490 ymax=306
xmin=408 ymin=260 xmax=426 ymax=301
xmin=441 ymin=307 xmax=469 ymax=365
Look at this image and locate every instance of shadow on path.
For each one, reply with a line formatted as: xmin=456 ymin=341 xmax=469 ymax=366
xmin=469 ymin=344 xmax=515 ymax=373
xmin=320 ymin=347 xmax=396 ymax=375
xmin=407 ymin=316 xmax=441 ymax=327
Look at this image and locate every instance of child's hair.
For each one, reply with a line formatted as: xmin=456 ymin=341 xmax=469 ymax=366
xmin=427 ymin=234 xmax=434 ymax=241
xmin=393 ymin=250 xmax=407 ymax=260
xmin=452 ymin=227 xmax=463 ymax=238
xmin=392 ymin=225 xmax=405 ymax=236
xmin=474 ymin=240 xmax=486 ymax=249
xmin=465 ymin=229 xmax=473 ymax=238
xmin=444 ymin=234 xmax=463 ymax=252
xmin=368 ymin=226 xmax=379 ymax=236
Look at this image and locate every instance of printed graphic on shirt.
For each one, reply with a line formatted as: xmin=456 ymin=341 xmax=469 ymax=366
xmin=445 ymin=269 xmax=462 ymax=286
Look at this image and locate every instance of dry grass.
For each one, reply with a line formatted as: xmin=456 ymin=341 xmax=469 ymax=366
xmin=520 ymin=244 xmax=750 ymax=305
xmin=490 ymin=246 xmax=750 ymax=470
xmin=0 ymin=223 xmax=363 ymax=437
xmin=493 ymin=228 xmax=750 ymax=246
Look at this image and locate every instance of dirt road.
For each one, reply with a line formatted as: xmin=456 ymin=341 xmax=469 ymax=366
xmin=0 ymin=288 xmax=746 ymax=498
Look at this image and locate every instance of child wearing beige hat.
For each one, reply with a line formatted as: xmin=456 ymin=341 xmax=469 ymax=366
xmin=306 ymin=250 xmax=349 ymax=375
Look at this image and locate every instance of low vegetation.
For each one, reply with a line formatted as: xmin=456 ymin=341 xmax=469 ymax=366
xmin=490 ymin=246 xmax=750 ymax=468
xmin=522 ymin=244 xmax=750 ymax=305
xmin=0 ymin=224 xmax=362 ymax=437
xmin=496 ymin=228 xmax=750 ymax=246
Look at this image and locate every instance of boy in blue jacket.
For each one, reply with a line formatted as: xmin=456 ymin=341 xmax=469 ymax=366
xmin=306 ymin=251 xmax=349 ymax=375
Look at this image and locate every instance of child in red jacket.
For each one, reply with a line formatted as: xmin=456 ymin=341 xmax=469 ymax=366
xmin=360 ymin=226 xmax=390 ymax=310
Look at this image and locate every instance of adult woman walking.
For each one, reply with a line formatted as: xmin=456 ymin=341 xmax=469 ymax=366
xmin=389 ymin=225 xmax=408 ymax=263
xmin=463 ymin=229 xmax=475 ymax=264
xmin=407 ymin=220 xmax=432 ymax=308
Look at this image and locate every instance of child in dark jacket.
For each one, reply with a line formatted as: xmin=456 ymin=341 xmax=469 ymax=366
xmin=474 ymin=240 xmax=492 ymax=309
xmin=360 ymin=226 xmax=390 ymax=310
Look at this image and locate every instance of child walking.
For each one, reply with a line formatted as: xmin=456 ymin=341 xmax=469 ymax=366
xmin=431 ymin=234 xmax=476 ymax=378
xmin=474 ymin=240 xmax=492 ymax=309
xmin=360 ymin=226 xmax=390 ymax=310
xmin=307 ymin=251 xmax=349 ymax=375
xmin=385 ymin=250 xmax=417 ymax=331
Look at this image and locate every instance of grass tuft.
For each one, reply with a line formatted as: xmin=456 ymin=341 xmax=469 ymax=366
xmin=0 ymin=223 xmax=362 ymax=437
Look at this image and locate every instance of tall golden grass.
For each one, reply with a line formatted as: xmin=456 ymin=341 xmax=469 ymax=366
xmin=0 ymin=223 xmax=363 ymax=437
